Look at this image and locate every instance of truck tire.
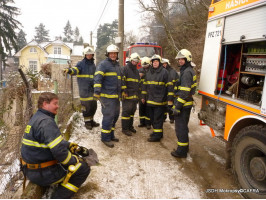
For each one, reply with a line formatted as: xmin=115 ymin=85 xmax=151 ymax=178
xmin=231 ymin=125 xmax=266 ymax=199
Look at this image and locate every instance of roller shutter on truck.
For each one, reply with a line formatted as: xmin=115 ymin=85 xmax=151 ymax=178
xmin=223 ymin=5 xmax=266 ymax=44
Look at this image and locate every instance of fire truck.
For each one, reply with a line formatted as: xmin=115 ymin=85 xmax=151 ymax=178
xmin=123 ymin=42 xmax=162 ymax=68
xmin=198 ymin=0 xmax=266 ymax=198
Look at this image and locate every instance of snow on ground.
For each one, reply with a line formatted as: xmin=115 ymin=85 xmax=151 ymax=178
xmin=69 ymin=102 xmax=203 ymax=199
xmin=0 ymin=158 xmax=20 ymax=195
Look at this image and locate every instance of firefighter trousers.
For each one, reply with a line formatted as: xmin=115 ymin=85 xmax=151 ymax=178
xmin=101 ymin=98 xmax=120 ymax=142
xmin=22 ymin=162 xmax=90 ymax=199
xmin=80 ymin=100 xmax=97 ymax=122
xmin=148 ymin=105 xmax=166 ymax=138
xmin=121 ymin=99 xmax=137 ymax=130
xmin=174 ymin=107 xmax=192 ymax=153
xmin=138 ymin=101 xmax=151 ymax=126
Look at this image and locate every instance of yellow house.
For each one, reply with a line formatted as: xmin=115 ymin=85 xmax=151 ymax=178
xmin=14 ymin=39 xmax=83 ymax=74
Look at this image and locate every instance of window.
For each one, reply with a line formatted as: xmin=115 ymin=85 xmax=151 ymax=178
xmin=29 ymin=60 xmax=38 ymax=74
xmin=131 ymin=46 xmax=162 ymax=57
xmin=54 ymin=47 xmax=62 ymax=54
xmin=30 ymin=47 xmax=37 ymax=53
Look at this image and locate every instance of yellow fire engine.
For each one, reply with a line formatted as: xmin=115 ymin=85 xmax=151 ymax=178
xmin=198 ymin=0 xmax=266 ymax=198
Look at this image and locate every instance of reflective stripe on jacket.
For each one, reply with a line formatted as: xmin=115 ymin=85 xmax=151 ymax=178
xmin=122 ymin=62 xmax=140 ymax=100
xmin=94 ymin=58 xmax=122 ymax=99
xmin=21 ymin=109 xmax=78 ymax=166
xmin=141 ymin=65 xmax=173 ymax=106
xmin=165 ymin=65 xmax=179 ymax=100
xmin=67 ymin=58 xmax=96 ymax=99
xmin=174 ymin=62 xmax=197 ymax=109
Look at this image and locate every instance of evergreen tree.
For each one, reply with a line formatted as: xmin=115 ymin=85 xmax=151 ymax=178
xmin=17 ymin=29 xmax=27 ymax=50
xmin=78 ymin=36 xmax=84 ymax=45
xmin=74 ymin=26 xmax=80 ymax=44
xmin=34 ymin=23 xmax=50 ymax=43
xmin=63 ymin=20 xmax=73 ymax=42
xmin=0 ymin=0 xmax=21 ymax=57
xmin=96 ymin=19 xmax=118 ymax=62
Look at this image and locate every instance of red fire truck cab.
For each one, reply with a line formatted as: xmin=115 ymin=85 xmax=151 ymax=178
xmin=123 ymin=42 xmax=162 ymax=69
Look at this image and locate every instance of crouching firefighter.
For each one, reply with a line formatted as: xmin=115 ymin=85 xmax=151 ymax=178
xmin=94 ymin=44 xmax=122 ymax=148
xmin=63 ymin=46 xmax=99 ymax=130
xmin=121 ymin=53 xmax=141 ymax=136
xmin=171 ymin=49 xmax=197 ymax=158
xmin=20 ymin=92 xmax=92 ymax=199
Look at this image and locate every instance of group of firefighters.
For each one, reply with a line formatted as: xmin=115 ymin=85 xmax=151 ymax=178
xmin=20 ymin=44 xmax=197 ymax=198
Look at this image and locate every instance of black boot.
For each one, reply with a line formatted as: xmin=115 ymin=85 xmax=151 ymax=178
xmin=171 ymin=146 xmax=188 ymax=158
xmin=85 ymin=121 xmax=92 ymax=130
xmin=146 ymin=125 xmax=151 ymax=130
xmin=129 ymin=127 xmax=137 ymax=133
xmin=138 ymin=124 xmax=146 ymax=127
xmin=91 ymin=120 xmax=100 ymax=127
xmin=122 ymin=129 xmax=132 ymax=136
xmin=111 ymin=137 xmax=119 ymax=142
xmin=147 ymin=136 xmax=162 ymax=142
xmin=102 ymin=141 xmax=114 ymax=148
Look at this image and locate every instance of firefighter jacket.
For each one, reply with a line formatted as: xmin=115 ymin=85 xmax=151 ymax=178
xmin=94 ymin=58 xmax=123 ymax=99
xmin=141 ymin=65 xmax=173 ymax=106
xmin=174 ymin=62 xmax=197 ymax=110
xmin=165 ymin=64 xmax=179 ymax=101
xmin=21 ymin=109 xmax=78 ymax=167
xmin=67 ymin=57 xmax=96 ymax=101
xmin=122 ymin=62 xmax=140 ymax=101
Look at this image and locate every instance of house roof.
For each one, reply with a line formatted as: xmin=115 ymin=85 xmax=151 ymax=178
xmin=14 ymin=40 xmax=49 ymax=57
xmin=43 ymin=39 xmax=72 ymax=50
xmin=14 ymin=39 xmax=85 ymax=58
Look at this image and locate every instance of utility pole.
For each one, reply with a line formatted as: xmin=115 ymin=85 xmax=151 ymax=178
xmin=118 ymin=0 xmax=124 ymax=66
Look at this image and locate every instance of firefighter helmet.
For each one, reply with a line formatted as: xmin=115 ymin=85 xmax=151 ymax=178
xmin=175 ymin=49 xmax=192 ymax=62
xmin=141 ymin=57 xmax=151 ymax=66
xmin=106 ymin=44 xmax=119 ymax=53
xmin=83 ymin=47 xmax=95 ymax=56
xmin=162 ymin=58 xmax=170 ymax=65
xmin=151 ymin=54 xmax=162 ymax=62
xmin=130 ymin=53 xmax=140 ymax=63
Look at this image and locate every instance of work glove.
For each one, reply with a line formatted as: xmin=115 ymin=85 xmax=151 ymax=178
xmin=75 ymin=146 xmax=90 ymax=157
xmin=63 ymin=68 xmax=69 ymax=74
xmin=93 ymin=93 xmax=100 ymax=100
xmin=69 ymin=142 xmax=78 ymax=154
xmin=122 ymin=92 xmax=128 ymax=100
xmin=171 ymin=106 xmax=181 ymax=116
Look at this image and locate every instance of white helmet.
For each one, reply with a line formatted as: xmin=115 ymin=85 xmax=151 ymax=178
xmin=106 ymin=44 xmax=119 ymax=53
xmin=83 ymin=46 xmax=95 ymax=56
xmin=162 ymin=58 xmax=170 ymax=65
xmin=151 ymin=54 xmax=162 ymax=63
xmin=175 ymin=49 xmax=192 ymax=62
xmin=130 ymin=53 xmax=140 ymax=63
xmin=141 ymin=57 xmax=150 ymax=66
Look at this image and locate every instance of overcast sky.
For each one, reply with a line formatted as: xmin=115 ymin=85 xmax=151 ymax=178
xmin=14 ymin=0 xmax=145 ymax=46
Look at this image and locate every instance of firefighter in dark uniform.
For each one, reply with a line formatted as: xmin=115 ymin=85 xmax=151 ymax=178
xmin=141 ymin=54 xmax=174 ymax=142
xmin=162 ymin=58 xmax=179 ymax=124
xmin=20 ymin=92 xmax=90 ymax=199
xmin=64 ymin=46 xmax=99 ymax=130
xmin=121 ymin=53 xmax=141 ymax=136
xmin=138 ymin=57 xmax=151 ymax=130
xmin=171 ymin=49 xmax=197 ymax=158
xmin=94 ymin=44 xmax=122 ymax=148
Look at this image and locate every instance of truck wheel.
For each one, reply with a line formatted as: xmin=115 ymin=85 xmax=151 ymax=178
xmin=231 ymin=125 xmax=266 ymax=199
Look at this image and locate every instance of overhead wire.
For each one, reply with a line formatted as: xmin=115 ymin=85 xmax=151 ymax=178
xmin=92 ymin=0 xmax=110 ymax=34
